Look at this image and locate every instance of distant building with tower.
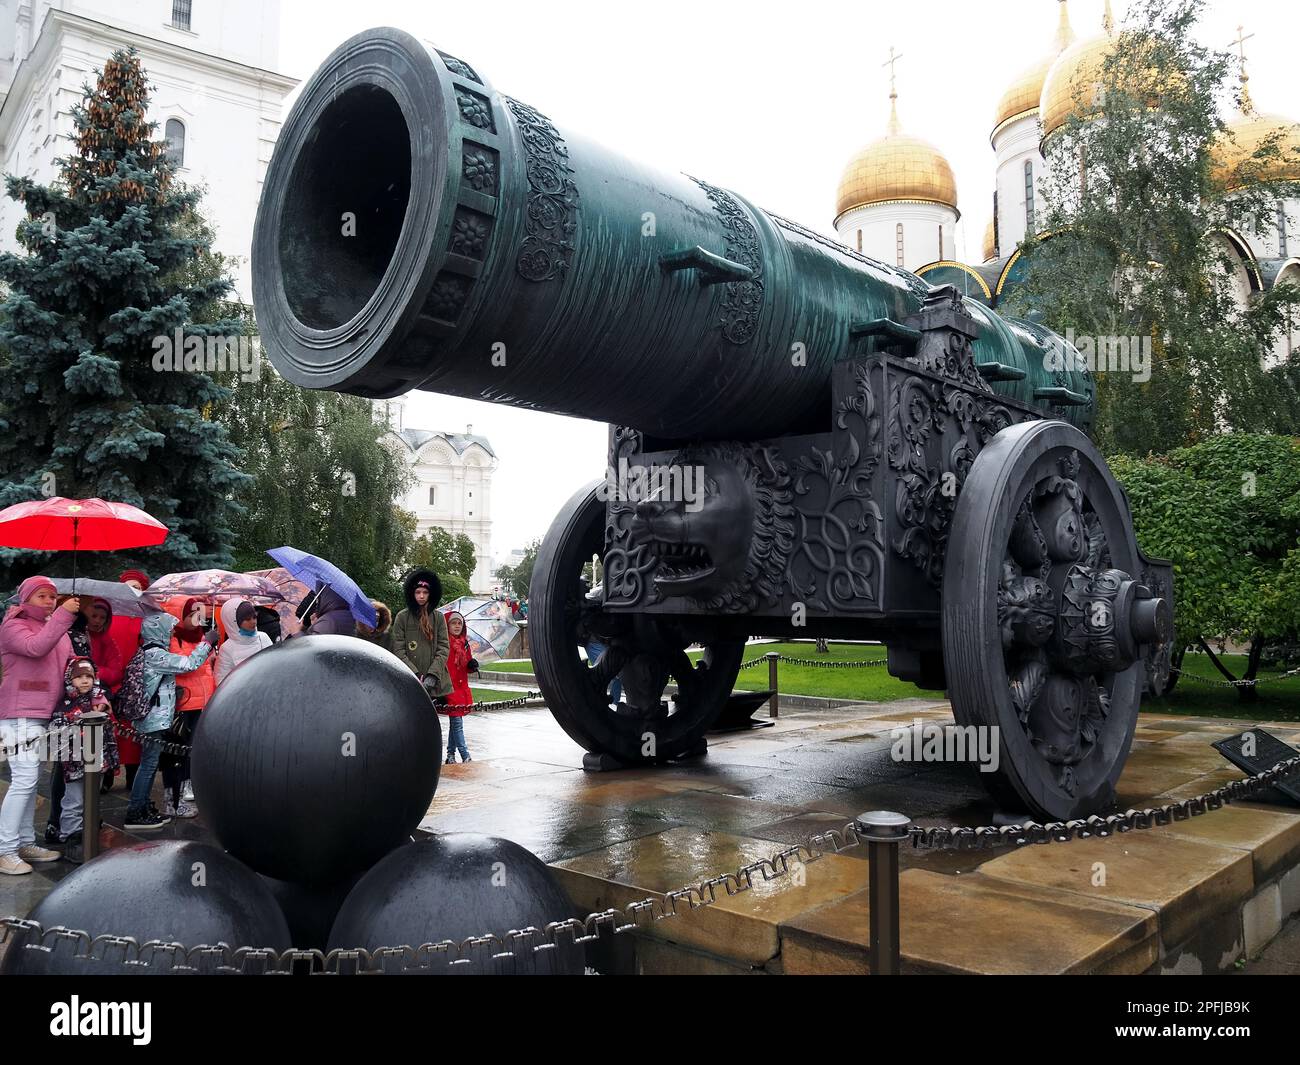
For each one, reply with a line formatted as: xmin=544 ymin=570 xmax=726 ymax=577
xmin=375 ymin=395 xmax=497 ymax=594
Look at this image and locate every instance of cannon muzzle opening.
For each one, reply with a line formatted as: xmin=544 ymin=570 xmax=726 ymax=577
xmin=278 ymin=86 xmax=411 ymax=333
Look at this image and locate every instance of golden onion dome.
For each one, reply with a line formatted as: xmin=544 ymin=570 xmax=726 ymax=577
xmin=835 ymin=97 xmax=958 ymax=221
xmin=1039 ymin=32 xmax=1115 ymax=140
xmin=1210 ymin=35 xmax=1300 ymax=190
xmin=982 ymin=218 xmax=996 ymax=262
xmin=992 ymin=0 xmax=1076 ymax=136
xmin=1211 ymin=111 xmax=1300 ymax=190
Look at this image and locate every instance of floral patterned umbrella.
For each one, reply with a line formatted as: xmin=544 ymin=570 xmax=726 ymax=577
xmin=245 ymin=566 xmax=312 ymax=639
xmin=442 ymin=595 xmax=520 ymax=662
xmin=143 ymin=569 xmax=286 ymax=607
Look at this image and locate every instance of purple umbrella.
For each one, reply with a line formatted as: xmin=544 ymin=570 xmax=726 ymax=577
xmin=266 ymin=547 xmax=378 ymax=628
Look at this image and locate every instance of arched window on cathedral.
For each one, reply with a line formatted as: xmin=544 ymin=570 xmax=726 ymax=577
xmin=1024 ymin=160 xmax=1035 ymax=232
xmin=1279 ymin=202 xmax=1289 ymax=257
xmin=938 ymin=224 xmax=943 ymax=261
xmin=856 ymin=229 xmax=862 ymax=253
xmin=993 ymin=191 xmax=1000 ymax=258
xmin=165 ymin=119 xmax=186 ymax=168
xmin=895 ymin=223 xmax=904 ymax=267
xmin=428 ymin=486 xmax=437 ymax=506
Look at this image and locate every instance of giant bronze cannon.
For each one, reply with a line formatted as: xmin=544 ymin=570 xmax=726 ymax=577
xmin=253 ymin=28 xmax=1173 ymax=820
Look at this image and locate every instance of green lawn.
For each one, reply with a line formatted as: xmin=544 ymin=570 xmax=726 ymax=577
xmin=490 ymin=643 xmax=1300 ymax=722
xmin=467 ymin=687 xmax=536 ymax=704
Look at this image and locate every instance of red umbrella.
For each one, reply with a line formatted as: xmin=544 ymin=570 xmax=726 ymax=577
xmin=0 ymin=497 xmax=169 ymax=591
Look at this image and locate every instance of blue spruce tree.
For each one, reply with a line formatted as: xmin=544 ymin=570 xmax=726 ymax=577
xmin=0 ymin=48 xmax=249 ymax=582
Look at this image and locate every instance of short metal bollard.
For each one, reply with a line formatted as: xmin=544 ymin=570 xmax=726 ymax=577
xmin=855 ymin=810 xmax=911 ymax=975
xmin=767 ymin=652 xmax=779 ymax=719
xmin=78 ymin=711 xmax=109 ymax=862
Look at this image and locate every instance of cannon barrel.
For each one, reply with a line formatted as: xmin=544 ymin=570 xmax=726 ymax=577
xmin=253 ymin=28 xmax=1092 ymax=441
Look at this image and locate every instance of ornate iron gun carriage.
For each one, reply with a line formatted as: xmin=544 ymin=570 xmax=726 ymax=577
xmin=253 ymin=29 xmax=1172 ymax=820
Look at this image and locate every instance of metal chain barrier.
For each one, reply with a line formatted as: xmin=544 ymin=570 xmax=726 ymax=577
xmin=0 ymin=822 xmax=869 ymax=973
xmin=0 ymin=731 xmax=46 ymax=758
xmin=7 ymin=750 xmax=1297 ymax=973
xmin=113 ymin=720 xmax=194 ymax=758
xmin=736 ymin=651 xmax=889 ymax=670
xmin=909 ymin=753 xmax=1300 ymax=849
xmin=1167 ymin=665 xmax=1300 ymax=689
xmin=462 ymin=691 xmax=542 ymax=711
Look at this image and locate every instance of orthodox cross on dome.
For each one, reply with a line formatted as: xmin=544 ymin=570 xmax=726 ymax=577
xmin=1053 ymin=0 xmax=1075 ymax=53
xmin=1231 ymin=24 xmax=1256 ymax=113
xmin=882 ymin=46 xmax=903 ymax=133
xmin=1102 ymin=0 xmax=1114 ymax=36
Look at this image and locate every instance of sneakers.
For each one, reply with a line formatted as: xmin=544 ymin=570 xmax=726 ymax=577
xmin=463 ymin=754 xmax=472 ymax=762
xmin=181 ymin=780 xmax=195 ymax=802
xmin=43 ymin=823 xmax=60 ymax=844
xmin=17 ymin=844 xmax=61 ymax=864
xmin=445 ymin=755 xmax=456 ymax=765
xmin=174 ymin=801 xmax=198 ymax=819
xmin=125 ymin=809 xmax=171 ymax=831
xmin=0 ymin=854 xmax=33 ymax=876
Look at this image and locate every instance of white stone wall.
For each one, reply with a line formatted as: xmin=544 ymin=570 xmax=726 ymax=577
xmin=384 ymin=430 xmax=497 ymax=594
xmin=0 ymin=2 xmax=295 ymax=303
xmin=991 ymin=113 xmax=1045 ymax=256
xmin=834 ymin=199 xmax=958 ymax=274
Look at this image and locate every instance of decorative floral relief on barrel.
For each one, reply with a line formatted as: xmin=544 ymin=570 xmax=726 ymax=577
xmin=504 ymin=97 xmax=580 ymax=283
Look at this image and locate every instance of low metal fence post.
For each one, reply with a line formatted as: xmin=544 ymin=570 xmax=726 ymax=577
xmin=79 ymin=711 xmax=109 ymax=862
xmin=855 ymin=810 xmax=910 ymax=975
xmin=767 ymin=652 xmax=779 ymax=718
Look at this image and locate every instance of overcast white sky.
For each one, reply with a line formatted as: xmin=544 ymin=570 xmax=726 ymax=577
xmin=274 ymin=0 xmax=1297 ymax=557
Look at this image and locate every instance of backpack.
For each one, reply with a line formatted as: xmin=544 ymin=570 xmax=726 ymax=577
xmin=114 ymin=644 xmax=163 ymax=723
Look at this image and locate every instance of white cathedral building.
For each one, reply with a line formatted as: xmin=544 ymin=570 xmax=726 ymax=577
xmin=0 ymin=0 xmax=296 ymax=303
xmin=376 ymin=396 xmax=498 ymax=595
xmin=833 ymin=0 xmax=1299 ymax=364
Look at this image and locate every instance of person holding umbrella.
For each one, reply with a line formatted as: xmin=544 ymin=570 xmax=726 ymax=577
xmin=392 ymin=569 xmax=452 ymax=703
xmin=265 ymin=547 xmax=378 ymax=639
xmin=0 ymin=577 xmax=79 ymax=875
xmin=441 ymin=610 xmax=478 ymax=763
xmin=301 ymin=584 xmax=358 ymax=636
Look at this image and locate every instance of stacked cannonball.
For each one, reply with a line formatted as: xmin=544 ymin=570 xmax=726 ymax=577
xmin=2 ymin=636 xmax=581 ymax=975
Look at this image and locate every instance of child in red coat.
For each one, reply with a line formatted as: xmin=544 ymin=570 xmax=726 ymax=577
xmin=442 ymin=611 xmax=478 ymax=763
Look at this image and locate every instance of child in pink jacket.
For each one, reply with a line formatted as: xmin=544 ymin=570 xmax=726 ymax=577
xmin=0 ymin=576 xmax=79 ymax=875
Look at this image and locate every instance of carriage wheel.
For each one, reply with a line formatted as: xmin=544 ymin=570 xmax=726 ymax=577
xmin=942 ymin=420 xmax=1171 ymax=820
xmin=531 ymin=483 xmax=745 ymax=763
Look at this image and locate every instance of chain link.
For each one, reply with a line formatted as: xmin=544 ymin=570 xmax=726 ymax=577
xmin=1168 ymin=665 xmax=1300 ymax=689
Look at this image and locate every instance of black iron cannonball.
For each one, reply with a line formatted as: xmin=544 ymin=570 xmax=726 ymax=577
xmin=0 ymin=841 xmax=290 ymax=975
xmin=191 ymin=635 xmax=441 ymax=883
xmin=327 ymin=834 xmax=584 ymax=974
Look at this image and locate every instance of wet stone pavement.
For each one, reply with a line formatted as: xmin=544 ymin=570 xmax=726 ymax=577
xmin=2 ymin=697 xmax=1299 ymax=975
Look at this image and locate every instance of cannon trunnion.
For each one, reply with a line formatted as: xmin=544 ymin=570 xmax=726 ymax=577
xmin=254 ymin=29 xmax=1173 ymax=822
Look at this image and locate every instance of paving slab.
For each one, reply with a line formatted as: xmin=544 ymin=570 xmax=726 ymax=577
xmin=976 ymin=830 xmax=1255 ymax=949
xmin=553 ymin=826 xmax=868 ymax=964
xmin=780 ymin=870 xmax=1158 ymax=975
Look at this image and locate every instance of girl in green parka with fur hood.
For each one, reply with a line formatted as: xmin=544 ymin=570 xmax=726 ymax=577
xmin=391 ymin=569 xmax=451 ymax=701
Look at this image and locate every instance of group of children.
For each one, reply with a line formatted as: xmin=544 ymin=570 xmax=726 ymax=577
xmin=0 ymin=566 xmax=481 ymax=875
